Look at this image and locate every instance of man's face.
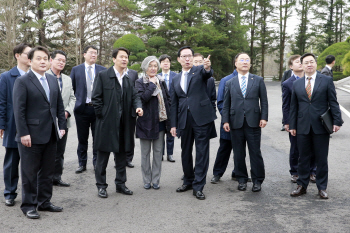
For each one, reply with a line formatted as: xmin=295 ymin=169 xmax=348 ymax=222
xmin=193 ymin=56 xmax=204 ymax=66
xmin=160 ymin=58 xmax=171 ymax=71
xmin=83 ymin=48 xmax=97 ymax=64
xmin=177 ymin=49 xmax=193 ymax=70
xmin=235 ymin=54 xmax=250 ymax=73
xmin=16 ymin=46 xmax=31 ymax=67
xmin=302 ymin=56 xmax=317 ymax=74
xmin=113 ymin=50 xmax=129 ymax=70
xmin=50 ymin=54 xmax=66 ymax=72
xmin=290 ymin=57 xmax=303 ymax=72
xmin=30 ymin=50 xmax=49 ymax=74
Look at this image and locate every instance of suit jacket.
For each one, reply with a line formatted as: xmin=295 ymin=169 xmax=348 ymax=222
xmin=92 ymin=66 xmax=142 ymax=152
xmin=170 ymin=65 xmax=216 ymax=130
xmin=13 ymin=70 xmax=66 ymax=144
xmin=282 ymin=75 xmax=298 ymax=125
xmin=158 ymin=71 xmax=177 ymax=92
xmin=127 ymin=69 xmax=139 ymax=118
xmin=0 ymin=67 xmax=22 ymax=148
xmin=321 ymin=66 xmax=333 ymax=78
xmin=281 ymin=69 xmax=292 ymax=89
xmin=289 ymin=73 xmax=342 ymax=134
xmin=206 ymin=77 xmax=217 ymax=111
xmin=70 ymin=63 xmax=106 ymax=114
xmin=46 ymin=70 xmax=76 ymax=128
xmin=222 ymin=73 xmax=268 ymax=129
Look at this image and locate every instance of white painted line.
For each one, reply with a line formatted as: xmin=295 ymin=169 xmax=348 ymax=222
xmin=337 ymin=87 xmax=350 ymax=94
xmin=340 ymin=104 xmax=350 ymax=119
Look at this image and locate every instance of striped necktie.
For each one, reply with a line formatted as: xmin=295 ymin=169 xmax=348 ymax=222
xmin=306 ymin=77 xmax=312 ymax=100
xmin=40 ymin=77 xmax=50 ymax=102
xmin=241 ymin=76 xmax=247 ymax=97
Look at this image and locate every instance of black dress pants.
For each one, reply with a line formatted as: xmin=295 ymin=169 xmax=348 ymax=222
xmin=53 ymin=128 xmax=68 ymax=181
xmin=3 ymin=147 xmax=20 ymax=200
xmin=212 ymin=138 xmax=234 ymax=177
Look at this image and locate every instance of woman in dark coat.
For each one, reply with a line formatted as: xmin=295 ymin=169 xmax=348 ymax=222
xmin=136 ymin=56 xmax=171 ymax=190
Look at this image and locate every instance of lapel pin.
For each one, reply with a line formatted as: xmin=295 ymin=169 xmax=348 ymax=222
xmin=192 ymin=73 xmax=194 ymax=74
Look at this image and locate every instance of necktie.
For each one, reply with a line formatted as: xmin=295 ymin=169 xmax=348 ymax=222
xmin=40 ymin=77 xmax=50 ymax=102
xmin=87 ymin=66 xmax=92 ymax=99
xmin=306 ymin=77 xmax=312 ymax=100
xmin=241 ymin=76 xmax=247 ymax=98
xmin=164 ymin=74 xmax=169 ymax=89
xmin=183 ymin=72 xmax=188 ymax=93
xmin=58 ymin=77 xmax=62 ymax=92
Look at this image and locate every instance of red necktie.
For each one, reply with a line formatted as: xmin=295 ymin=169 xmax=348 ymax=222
xmin=306 ymin=77 xmax=312 ymax=100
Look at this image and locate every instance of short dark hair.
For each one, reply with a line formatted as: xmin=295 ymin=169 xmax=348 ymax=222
xmin=13 ymin=43 xmax=31 ymax=60
xmin=27 ymin=46 xmax=50 ymax=60
xmin=194 ymin=53 xmax=204 ymax=59
xmin=288 ymin=55 xmax=301 ymax=67
xmin=234 ymin=52 xmax=250 ymax=62
xmin=300 ymin=53 xmax=317 ymax=64
xmin=159 ymin=54 xmax=171 ymax=63
xmin=325 ymin=55 xmax=335 ymax=64
xmin=51 ymin=50 xmax=67 ymax=60
xmin=112 ymin=47 xmax=130 ymax=58
xmin=177 ymin=46 xmax=194 ymax=57
xmin=83 ymin=45 xmax=98 ymax=54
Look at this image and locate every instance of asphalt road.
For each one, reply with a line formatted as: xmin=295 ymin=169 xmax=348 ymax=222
xmin=0 ymin=81 xmax=350 ymax=232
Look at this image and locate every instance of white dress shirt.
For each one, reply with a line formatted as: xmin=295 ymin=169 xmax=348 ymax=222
xmin=305 ymin=72 xmax=317 ymax=94
xmin=326 ymin=65 xmax=332 ymax=71
xmin=181 ymin=69 xmax=190 ymax=92
xmin=85 ymin=62 xmax=95 ymax=103
xmin=113 ymin=66 xmax=127 ymax=88
xmin=32 ymin=70 xmax=49 ymax=90
xmin=238 ymin=72 xmax=250 ymax=87
xmin=17 ymin=66 xmax=26 ymax=76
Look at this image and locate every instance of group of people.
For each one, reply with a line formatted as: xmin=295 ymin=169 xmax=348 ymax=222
xmin=0 ymin=43 xmax=342 ymax=220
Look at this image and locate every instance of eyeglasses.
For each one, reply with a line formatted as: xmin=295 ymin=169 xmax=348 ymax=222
xmin=54 ymin=58 xmax=66 ymax=63
xmin=239 ymin=59 xmax=250 ymax=63
xmin=303 ymin=61 xmax=315 ymax=65
xmin=180 ymin=55 xmax=193 ymax=59
xmin=87 ymin=51 xmax=98 ymax=55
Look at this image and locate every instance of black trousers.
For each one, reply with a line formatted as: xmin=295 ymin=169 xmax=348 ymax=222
xmin=18 ymin=131 xmax=57 ymax=214
xmin=297 ymin=127 xmax=330 ymax=190
xmin=181 ymin=111 xmax=211 ymax=191
xmin=53 ymin=128 xmax=68 ymax=181
xmin=74 ymin=105 xmax=97 ymax=167
xmin=230 ymin=118 xmax=265 ymax=184
xmin=289 ymin=132 xmax=316 ymax=176
xmin=162 ymin=133 xmax=175 ymax=156
xmin=3 ymin=147 xmax=20 ymax=200
xmin=212 ymin=138 xmax=235 ymax=177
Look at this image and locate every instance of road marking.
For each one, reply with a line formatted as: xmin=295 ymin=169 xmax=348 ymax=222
xmin=340 ymin=104 xmax=350 ymax=119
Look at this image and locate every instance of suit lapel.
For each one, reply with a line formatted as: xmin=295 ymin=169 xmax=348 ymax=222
xmin=245 ymin=74 xmax=256 ymax=98
xmin=47 ymin=75 xmax=56 ymax=103
xmin=312 ymin=74 xmax=322 ymax=97
xmin=299 ymin=77 xmax=309 ymax=100
xmin=175 ymin=72 xmax=185 ymax=95
xmin=28 ymin=71 xmax=50 ymax=103
xmin=232 ymin=76 xmax=243 ymax=97
xmin=186 ymin=68 xmax=194 ymax=92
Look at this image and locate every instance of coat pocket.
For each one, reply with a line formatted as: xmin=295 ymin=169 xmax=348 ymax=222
xmin=27 ymin=119 xmax=39 ymax=125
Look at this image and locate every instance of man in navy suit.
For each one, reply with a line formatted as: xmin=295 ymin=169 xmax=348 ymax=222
xmin=159 ymin=54 xmax=176 ymax=162
xmin=170 ymin=46 xmax=216 ymax=200
xmin=289 ymin=53 xmax=342 ymax=199
xmin=0 ymin=43 xmax=31 ymax=207
xmin=222 ymin=52 xmax=268 ymax=192
xmin=282 ymin=55 xmax=316 ymax=183
xmin=71 ymin=45 xmax=106 ymax=173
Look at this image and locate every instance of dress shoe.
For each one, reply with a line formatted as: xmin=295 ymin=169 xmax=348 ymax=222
xmin=181 ymin=175 xmax=184 ymax=180
xmin=53 ymin=179 xmax=70 ymax=187
xmin=291 ymin=175 xmax=298 ymax=183
xmin=144 ymin=183 xmax=151 ymax=189
xmin=193 ymin=190 xmax=205 ymax=200
xmin=290 ymin=185 xmax=307 ymax=197
xmin=98 ymin=188 xmax=108 ymax=198
xmin=211 ymin=176 xmax=220 ymax=184
xmin=252 ymin=183 xmax=261 ymax=192
xmin=238 ymin=183 xmax=247 ymax=191
xmin=5 ymin=199 xmax=15 ymax=206
xmin=25 ymin=210 xmax=40 ymax=219
xmin=310 ymin=174 xmax=316 ymax=183
xmin=126 ymin=162 xmax=134 ymax=168
xmin=281 ymin=126 xmax=286 ymax=131
xmin=38 ymin=204 xmax=63 ymax=212
xmin=75 ymin=166 xmax=86 ymax=174
xmin=247 ymin=177 xmax=252 ymax=182
xmin=319 ymin=190 xmax=328 ymax=199
xmin=167 ymin=155 xmax=175 ymax=162
xmin=176 ymin=184 xmax=192 ymax=192
xmin=152 ymin=184 xmax=160 ymax=190
xmin=116 ymin=185 xmax=133 ymax=195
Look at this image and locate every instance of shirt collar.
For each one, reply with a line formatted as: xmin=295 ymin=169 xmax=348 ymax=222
xmin=306 ymin=72 xmax=317 ymax=80
xmin=32 ymin=70 xmax=46 ymax=80
xmin=326 ymin=65 xmax=332 ymax=70
xmin=113 ymin=66 xmax=127 ymax=78
xmin=17 ymin=66 xmax=26 ymax=76
xmin=85 ymin=62 xmax=95 ymax=69
xmin=238 ymin=72 xmax=249 ymax=79
xmin=162 ymin=71 xmax=170 ymax=76
xmin=182 ymin=68 xmax=191 ymax=75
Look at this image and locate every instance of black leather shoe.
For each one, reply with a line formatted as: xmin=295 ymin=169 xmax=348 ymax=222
xmin=281 ymin=126 xmax=286 ymax=131
xmin=38 ymin=204 xmax=63 ymax=212
xmin=167 ymin=155 xmax=175 ymax=162
xmin=211 ymin=176 xmax=220 ymax=184
xmin=126 ymin=162 xmax=134 ymax=168
xmin=25 ymin=210 xmax=40 ymax=219
xmin=181 ymin=175 xmax=184 ymax=180
xmin=252 ymin=183 xmax=261 ymax=192
xmin=75 ymin=166 xmax=86 ymax=174
xmin=290 ymin=185 xmax=307 ymax=197
xmin=98 ymin=188 xmax=108 ymax=198
xmin=319 ymin=190 xmax=328 ymax=199
xmin=193 ymin=190 xmax=205 ymax=200
xmin=176 ymin=184 xmax=192 ymax=192
xmin=5 ymin=199 xmax=15 ymax=206
xmin=53 ymin=180 xmax=70 ymax=187
xmin=116 ymin=185 xmax=133 ymax=195
xmin=238 ymin=183 xmax=247 ymax=191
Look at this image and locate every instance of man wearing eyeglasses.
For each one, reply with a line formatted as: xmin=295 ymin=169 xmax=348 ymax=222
xmin=71 ymin=45 xmax=106 ymax=174
xmin=47 ymin=50 xmax=76 ymax=187
xmin=222 ymin=52 xmax=268 ymax=192
xmin=170 ymin=46 xmax=216 ymax=200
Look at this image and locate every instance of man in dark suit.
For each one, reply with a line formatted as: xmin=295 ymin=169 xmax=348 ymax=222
xmin=92 ymin=47 xmax=143 ymax=198
xmin=71 ymin=45 xmax=106 ymax=173
xmin=159 ymin=54 xmax=177 ymax=162
xmin=47 ymin=50 xmax=76 ymax=187
xmin=289 ymin=53 xmax=342 ymax=199
xmin=222 ymin=52 xmax=268 ymax=192
xmin=13 ymin=46 xmax=66 ymax=219
xmin=170 ymin=46 xmax=216 ymax=200
xmin=321 ymin=55 xmax=335 ymax=78
xmin=282 ymin=55 xmax=316 ymax=183
xmin=0 ymin=43 xmax=31 ymax=207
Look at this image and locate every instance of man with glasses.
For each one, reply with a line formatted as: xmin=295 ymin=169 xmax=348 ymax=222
xmin=170 ymin=46 xmax=216 ymax=200
xmin=47 ymin=50 xmax=76 ymax=187
xmin=71 ymin=45 xmax=106 ymax=174
xmin=0 ymin=43 xmax=31 ymax=207
xmin=222 ymin=52 xmax=268 ymax=192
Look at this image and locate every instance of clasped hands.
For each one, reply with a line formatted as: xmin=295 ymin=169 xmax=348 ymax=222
xmin=223 ymin=120 xmax=267 ymax=132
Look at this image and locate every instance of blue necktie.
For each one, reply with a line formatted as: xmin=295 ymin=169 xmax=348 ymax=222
xmin=183 ymin=72 xmax=188 ymax=93
xmin=40 ymin=76 xmax=50 ymax=102
xmin=164 ymin=74 xmax=169 ymax=89
xmin=241 ymin=76 xmax=246 ymax=98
